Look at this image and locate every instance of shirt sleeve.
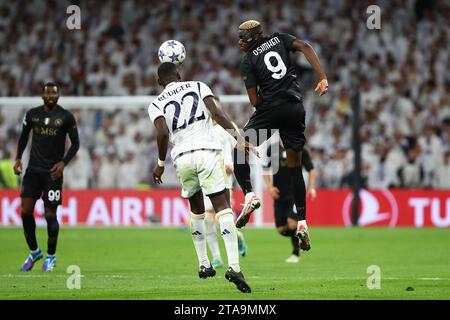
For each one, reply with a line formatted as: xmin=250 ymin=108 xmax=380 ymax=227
xmin=148 ymin=102 xmax=165 ymax=123
xmin=240 ymin=57 xmax=258 ymax=89
xmin=16 ymin=111 xmax=32 ymax=160
xmin=198 ymin=81 xmax=214 ymax=100
xmin=63 ymin=112 xmax=80 ymax=166
xmin=64 ymin=112 xmax=77 ymax=132
xmin=302 ymin=149 xmax=314 ymax=171
xmin=277 ymin=32 xmax=296 ymax=52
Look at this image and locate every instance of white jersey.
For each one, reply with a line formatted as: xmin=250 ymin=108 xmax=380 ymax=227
xmin=148 ymin=81 xmax=220 ymax=159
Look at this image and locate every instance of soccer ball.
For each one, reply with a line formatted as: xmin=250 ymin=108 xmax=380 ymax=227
xmin=158 ymin=40 xmax=186 ymax=65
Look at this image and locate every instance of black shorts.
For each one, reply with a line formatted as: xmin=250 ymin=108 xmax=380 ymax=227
xmin=243 ymin=100 xmax=306 ymax=151
xmin=274 ymin=198 xmax=298 ymax=228
xmin=21 ymin=168 xmax=63 ymax=207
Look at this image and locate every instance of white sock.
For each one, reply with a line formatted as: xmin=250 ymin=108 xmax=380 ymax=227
xmin=217 ymin=210 xmax=240 ymax=272
xmin=297 ymin=220 xmax=308 ymax=230
xmin=204 ymin=213 xmax=222 ymax=261
xmin=31 ymin=248 xmax=40 ymax=254
xmin=190 ymin=213 xmax=210 ymax=267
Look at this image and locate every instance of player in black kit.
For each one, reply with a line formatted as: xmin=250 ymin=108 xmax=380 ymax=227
xmin=234 ymin=20 xmax=327 ymax=252
xmin=263 ymin=140 xmax=316 ymax=263
xmin=14 ymin=83 xmax=80 ymax=272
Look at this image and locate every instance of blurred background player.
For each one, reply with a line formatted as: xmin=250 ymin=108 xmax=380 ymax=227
xmin=204 ymin=118 xmax=247 ymax=269
xmin=262 ymin=137 xmax=317 ymax=263
xmin=14 ymin=82 xmax=80 ymax=272
xmin=234 ymin=19 xmax=328 ymax=252
xmin=149 ymin=62 xmax=256 ymax=293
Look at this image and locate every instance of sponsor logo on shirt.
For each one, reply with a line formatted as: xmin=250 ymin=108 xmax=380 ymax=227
xmin=55 ymin=118 xmax=63 ymax=127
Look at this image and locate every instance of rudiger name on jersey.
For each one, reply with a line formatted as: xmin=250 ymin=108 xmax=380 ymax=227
xmin=157 ymin=82 xmax=192 ymax=102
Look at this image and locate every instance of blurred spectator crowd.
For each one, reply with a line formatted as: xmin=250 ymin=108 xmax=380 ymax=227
xmin=0 ymin=0 xmax=449 ymax=189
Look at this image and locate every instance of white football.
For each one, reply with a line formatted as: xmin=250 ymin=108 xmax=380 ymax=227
xmin=158 ymin=40 xmax=186 ymax=65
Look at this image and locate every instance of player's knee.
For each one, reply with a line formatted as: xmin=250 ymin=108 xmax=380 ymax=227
xmin=44 ymin=213 xmax=57 ymax=221
xmin=277 ymin=226 xmax=288 ymax=235
xmin=21 ymin=211 xmax=33 ymax=217
xmin=21 ymin=206 xmax=34 ymax=216
xmin=287 ymin=219 xmax=297 ymax=230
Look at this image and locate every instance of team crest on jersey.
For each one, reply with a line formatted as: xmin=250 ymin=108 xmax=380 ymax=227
xmin=44 ymin=117 xmax=50 ymax=126
xmin=54 ymin=118 xmax=63 ymax=127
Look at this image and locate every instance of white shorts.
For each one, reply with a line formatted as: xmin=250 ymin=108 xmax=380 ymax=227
xmin=174 ymin=149 xmax=228 ymax=199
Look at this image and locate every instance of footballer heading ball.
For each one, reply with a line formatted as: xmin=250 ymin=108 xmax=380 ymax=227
xmin=158 ymin=40 xmax=186 ymax=65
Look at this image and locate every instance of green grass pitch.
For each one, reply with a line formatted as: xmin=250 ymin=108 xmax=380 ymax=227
xmin=0 ymin=227 xmax=449 ymax=300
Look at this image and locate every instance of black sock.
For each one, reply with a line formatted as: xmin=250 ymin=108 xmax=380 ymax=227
xmin=280 ymin=229 xmax=300 ymax=255
xmin=22 ymin=213 xmax=38 ymax=251
xmin=280 ymin=228 xmax=295 ymax=237
xmin=45 ymin=216 xmax=59 ymax=255
xmin=289 ymin=166 xmax=306 ymax=221
xmin=233 ymin=147 xmax=253 ymax=194
xmin=291 ymin=235 xmax=300 ymax=256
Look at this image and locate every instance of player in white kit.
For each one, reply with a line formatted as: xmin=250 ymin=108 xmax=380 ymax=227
xmin=148 ymin=62 xmax=256 ymax=293
xmin=203 ymin=122 xmax=248 ymax=269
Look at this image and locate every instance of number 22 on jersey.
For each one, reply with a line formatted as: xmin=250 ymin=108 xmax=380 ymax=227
xmin=163 ymin=91 xmax=206 ymax=132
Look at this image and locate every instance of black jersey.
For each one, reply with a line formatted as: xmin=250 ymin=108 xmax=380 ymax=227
xmin=17 ymin=105 xmax=79 ymax=172
xmin=265 ymin=145 xmax=314 ymax=200
xmin=240 ymin=32 xmax=302 ymax=107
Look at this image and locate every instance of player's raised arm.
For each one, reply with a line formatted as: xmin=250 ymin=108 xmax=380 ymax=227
xmin=203 ymin=96 xmax=258 ymax=157
xmin=14 ymin=111 xmax=32 ymax=175
xmin=292 ymin=39 xmax=328 ymax=96
xmin=203 ymin=96 xmax=236 ymax=132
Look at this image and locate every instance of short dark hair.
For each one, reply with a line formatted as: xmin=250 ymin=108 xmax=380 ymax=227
xmin=157 ymin=62 xmax=178 ymax=82
xmin=43 ymin=82 xmax=59 ymax=92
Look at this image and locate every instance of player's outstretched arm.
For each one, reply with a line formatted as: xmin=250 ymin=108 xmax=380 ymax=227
xmin=204 ymin=96 xmax=236 ymax=132
xmin=204 ymin=96 xmax=258 ymax=157
xmin=152 ymin=117 xmax=169 ymax=184
xmin=292 ymin=39 xmax=328 ymax=96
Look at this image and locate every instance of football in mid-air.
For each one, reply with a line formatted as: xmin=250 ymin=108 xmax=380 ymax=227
xmin=158 ymin=40 xmax=186 ymax=65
